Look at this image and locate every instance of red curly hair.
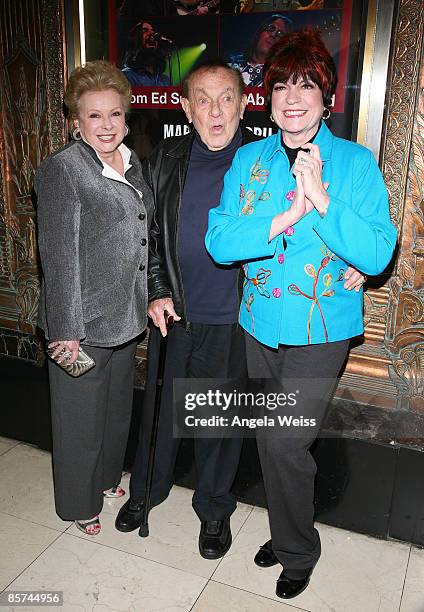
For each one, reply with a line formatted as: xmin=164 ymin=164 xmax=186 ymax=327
xmin=263 ymin=28 xmax=337 ymax=108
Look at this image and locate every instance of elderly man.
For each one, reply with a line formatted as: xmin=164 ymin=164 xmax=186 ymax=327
xmin=116 ymin=60 xmax=252 ymax=559
xmin=116 ymin=59 xmax=365 ymax=559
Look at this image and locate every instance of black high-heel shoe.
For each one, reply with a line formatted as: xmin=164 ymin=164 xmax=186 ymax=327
xmin=254 ymin=540 xmax=279 ymax=567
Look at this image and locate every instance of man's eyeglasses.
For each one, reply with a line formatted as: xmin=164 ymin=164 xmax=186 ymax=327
xmin=264 ymin=23 xmax=286 ymax=37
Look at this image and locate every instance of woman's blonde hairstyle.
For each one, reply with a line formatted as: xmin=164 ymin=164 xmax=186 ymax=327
xmin=64 ymin=60 xmax=132 ymax=115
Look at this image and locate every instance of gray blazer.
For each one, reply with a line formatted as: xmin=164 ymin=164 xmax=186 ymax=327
xmin=35 ymin=140 xmax=154 ymax=347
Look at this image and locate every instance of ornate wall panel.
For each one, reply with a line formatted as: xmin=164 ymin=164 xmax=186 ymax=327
xmin=385 ymin=44 xmax=424 ymax=413
xmin=0 ymin=0 xmax=66 ymax=359
xmin=337 ymin=0 xmax=424 ymax=421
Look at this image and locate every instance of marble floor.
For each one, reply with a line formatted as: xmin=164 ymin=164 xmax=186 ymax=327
xmin=0 ymin=435 xmax=423 ymax=612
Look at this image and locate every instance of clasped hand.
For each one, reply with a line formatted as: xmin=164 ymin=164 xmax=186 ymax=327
xmin=269 ymin=142 xmax=366 ymax=291
xmin=290 ymin=142 xmax=329 ymax=224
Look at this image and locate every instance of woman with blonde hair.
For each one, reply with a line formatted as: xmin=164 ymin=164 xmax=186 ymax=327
xmin=35 ymin=60 xmax=153 ymax=535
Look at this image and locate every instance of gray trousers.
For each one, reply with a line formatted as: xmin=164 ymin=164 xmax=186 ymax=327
xmin=48 ymin=340 xmax=137 ymax=520
xmin=245 ymin=332 xmax=350 ymax=571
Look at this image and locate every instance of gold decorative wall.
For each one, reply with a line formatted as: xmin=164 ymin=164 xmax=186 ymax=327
xmin=384 ymin=0 xmax=424 ymax=412
xmin=337 ymin=0 xmax=424 ymax=422
xmin=0 ymin=0 xmax=66 ymax=359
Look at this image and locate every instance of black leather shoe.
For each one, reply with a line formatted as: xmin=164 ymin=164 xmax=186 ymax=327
xmin=276 ymin=567 xmax=313 ymax=599
xmin=254 ymin=540 xmax=279 ymax=568
xmin=115 ymin=498 xmax=144 ymax=532
xmin=199 ymin=519 xmax=232 ymax=559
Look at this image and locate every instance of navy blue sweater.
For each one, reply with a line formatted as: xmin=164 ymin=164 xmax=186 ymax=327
xmin=177 ymin=128 xmax=242 ymax=324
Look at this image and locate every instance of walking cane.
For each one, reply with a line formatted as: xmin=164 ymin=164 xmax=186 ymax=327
xmin=139 ymin=313 xmax=174 ymax=537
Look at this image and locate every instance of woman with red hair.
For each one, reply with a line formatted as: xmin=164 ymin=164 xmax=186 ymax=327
xmin=206 ymin=30 xmax=396 ymax=599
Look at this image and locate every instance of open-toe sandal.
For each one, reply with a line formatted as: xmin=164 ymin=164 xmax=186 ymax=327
xmin=103 ymin=485 xmax=125 ymax=498
xmin=74 ymin=516 xmax=101 ymax=536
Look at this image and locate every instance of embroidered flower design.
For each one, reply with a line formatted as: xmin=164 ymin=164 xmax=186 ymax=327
xmin=320 ymin=245 xmax=339 ymax=261
xmin=240 ymin=182 xmax=271 ymax=215
xmin=287 ymin=246 xmax=344 ymax=344
xmin=240 ymin=184 xmax=245 ymax=201
xmin=243 ymin=264 xmax=272 ymax=295
xmin=242 ymin=264 xmax=272 ymax=336
xmin=258 ymin=192 xmax=271 ymax=201
xmin=249 ymin=158 xmax=270 ymax=185
xmin=244 ymin=293 xmax=255 ymax=335
xmin=239 ymin=189 xmax=255 ymax=215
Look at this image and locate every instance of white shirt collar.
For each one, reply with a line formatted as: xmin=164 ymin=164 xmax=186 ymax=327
xmin=117 ymin=142 xmax=132 ymax=171
xmin=94 ymin=143 xmax=134 ymax=183
xmin=91 ymin=143 xmax=142 ymax=197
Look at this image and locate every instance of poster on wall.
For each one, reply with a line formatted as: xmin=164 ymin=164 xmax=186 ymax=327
xmin=107 ymin=0 xmax=364 ymax=159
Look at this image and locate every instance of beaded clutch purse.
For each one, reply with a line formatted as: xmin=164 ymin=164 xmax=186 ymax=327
xmin=46 ymin=347 xmax=95 ymax=377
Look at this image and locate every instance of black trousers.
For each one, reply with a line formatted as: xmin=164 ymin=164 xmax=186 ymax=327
xmin=129 ymin=322 xmax=245 ymax=521
xmin=48 ymin=340 xmax=137 ymax=520
xmin=245 ymin=332 xmax=350 ymax=571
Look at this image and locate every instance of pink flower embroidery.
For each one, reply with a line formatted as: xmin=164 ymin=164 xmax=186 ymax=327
xmin=286 ymin=190 xmax=295 ymax=201
xmin=272 ymin=288 xmax=282 ymax=298
xmin=278 ymin=253 xmax=285 ymax=264
xmin=284 ymin=226 xmax=295 ymax=236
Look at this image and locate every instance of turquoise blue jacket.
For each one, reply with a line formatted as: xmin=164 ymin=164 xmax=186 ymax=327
xmin=205 ymin=123 xmax=397 ymax=348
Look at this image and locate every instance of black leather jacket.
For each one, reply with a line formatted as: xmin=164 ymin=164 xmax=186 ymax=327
xmin=143 ymin=127 xmax=259 ymax=323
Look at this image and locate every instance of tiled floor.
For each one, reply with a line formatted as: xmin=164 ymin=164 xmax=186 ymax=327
xmin=0 ymin=436 xmax=423 ymax=612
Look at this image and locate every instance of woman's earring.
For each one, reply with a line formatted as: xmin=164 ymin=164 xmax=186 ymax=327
xmin=72 ymin=126 xmax=81 ymax=140
xmin=124 ymin=124 xmax=130 ymax=137
xmin=270 ymin=113 xmax=275 ymax=123
xmin=322 ymin=108 xmax=331 ymax=120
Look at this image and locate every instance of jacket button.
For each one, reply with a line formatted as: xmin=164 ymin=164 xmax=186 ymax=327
xmin=138 ymin=212 xmax=145 ymax=220
xmin=141 ymin=238 xmax=147 ymax=246
xmin=139 ymin=264 xmax=145 ymax=271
